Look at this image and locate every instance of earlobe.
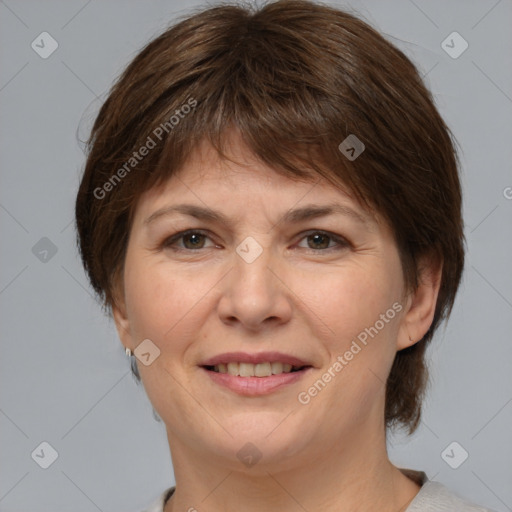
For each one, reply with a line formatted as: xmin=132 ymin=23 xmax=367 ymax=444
xmin=397 ymin=254 xmax=443 ymax=351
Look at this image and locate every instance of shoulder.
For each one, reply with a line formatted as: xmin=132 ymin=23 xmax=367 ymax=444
xmin=140 ymin=487 xmax=175 ymax=512
xmin=140 ymin=480 xmax=497 ymax=512
xmin=406 ymin=479 xmax=498 ymax=512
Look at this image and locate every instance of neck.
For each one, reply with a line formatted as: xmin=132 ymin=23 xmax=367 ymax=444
xmin=163 ymin=419 xmax=420 ymax=512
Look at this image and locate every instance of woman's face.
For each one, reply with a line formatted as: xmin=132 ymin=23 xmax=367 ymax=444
xmin=114 ymin=132 xmax=420 ymax=470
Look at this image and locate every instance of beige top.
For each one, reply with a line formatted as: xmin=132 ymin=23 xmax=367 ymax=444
xmin=141 ymin=468 xmax=497 ymax=512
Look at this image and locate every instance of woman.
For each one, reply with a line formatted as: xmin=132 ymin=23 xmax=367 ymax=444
xmin=75 ymin=1 xmax=496 ymax=511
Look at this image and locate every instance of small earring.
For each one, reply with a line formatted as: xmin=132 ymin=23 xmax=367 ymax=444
xmin=125 ymin=346 xmax=141 ymax=382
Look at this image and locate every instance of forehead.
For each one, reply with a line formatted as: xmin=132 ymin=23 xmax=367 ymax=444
xmin=140 ymin=132 xmax=352 ymax=206
xmin=133 ymin=130 xmax=383 ymax=234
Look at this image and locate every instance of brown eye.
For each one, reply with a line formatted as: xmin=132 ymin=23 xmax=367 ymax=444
xmin=307 ymin=233 xmax=331 ymax=249
xmin=297 ymin=231 xmax=350 ymax=252
xmin=162 ymin=230 xmax=213 ymax=251
xmin=181 ymin=232 xmax=207 ymax=249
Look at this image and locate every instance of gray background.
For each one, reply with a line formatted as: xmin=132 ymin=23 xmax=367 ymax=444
xmin=0 ymin=1 xmax=511 ymax=511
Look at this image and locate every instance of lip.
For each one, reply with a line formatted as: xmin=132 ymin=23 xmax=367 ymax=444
xmin=201 ymin=366 xmax=313 ymax=396
xmin=200 ymin=351 xmax=311 ymax=367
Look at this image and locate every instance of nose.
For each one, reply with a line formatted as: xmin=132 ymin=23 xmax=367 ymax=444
xmin=217 ymin=243 xmax=293 ymax=332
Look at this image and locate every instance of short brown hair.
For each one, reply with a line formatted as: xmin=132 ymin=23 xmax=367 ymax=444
xmin=75 ymin=0 xmax=464 ymax=434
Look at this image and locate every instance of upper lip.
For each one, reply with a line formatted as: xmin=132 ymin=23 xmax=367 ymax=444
xmin=200 ymin=351 xmax=312 ymax=367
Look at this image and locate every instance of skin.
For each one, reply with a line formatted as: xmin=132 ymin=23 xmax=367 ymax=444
xmin=113 ymin=130 xmax=442 ymax=512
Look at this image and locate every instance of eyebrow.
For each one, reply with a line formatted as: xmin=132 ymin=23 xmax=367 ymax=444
xmin=144 ymin=202 xmax=372 ymax=229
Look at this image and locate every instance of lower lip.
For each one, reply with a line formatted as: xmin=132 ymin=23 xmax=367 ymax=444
xmin=201 ymin=367 xmax=312 ymax=396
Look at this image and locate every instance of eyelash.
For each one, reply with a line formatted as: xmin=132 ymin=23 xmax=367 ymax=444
xmin=160 ymin=229 xmax=351 ymax=254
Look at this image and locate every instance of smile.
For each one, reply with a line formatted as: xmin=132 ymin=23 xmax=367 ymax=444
xmin=201 ymin=364 xmax=313 ymax=396
xmin=204 ymin=361 xmax=308 ymax=377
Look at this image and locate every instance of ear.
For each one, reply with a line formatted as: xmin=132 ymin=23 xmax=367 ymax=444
xmin=111 ymin=279 xmax=134 ymax=353
xmin=397 ymin=253 xmax=443 ymax=351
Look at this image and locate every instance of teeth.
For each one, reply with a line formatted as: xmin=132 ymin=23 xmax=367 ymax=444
xmin=212 ymin=362 xmax=300 ymax=377
xmin=255 ymin=362 xmax=272 ymax=377
xmin=239 ymin=362 xmax=255 ymax=377
xmin=227 ymin=362 xmax=239 ymax=376
xmin=271 ymin=362 xmax=283 ymax=374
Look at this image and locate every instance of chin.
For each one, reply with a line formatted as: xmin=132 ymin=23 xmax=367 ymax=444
xmin=214 ymin=416 xmax=312 ymax=465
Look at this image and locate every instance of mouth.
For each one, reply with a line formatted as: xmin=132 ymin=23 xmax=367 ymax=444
xmin=199 ymin=352 xmax=314 ymax=396
xmin=202 ymin=362 xmax=311 ymax=377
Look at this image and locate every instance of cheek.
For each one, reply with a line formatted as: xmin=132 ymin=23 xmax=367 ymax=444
xmin=306 ymin=264 xmax=403 ymax=407
xmin=123 ymin=257 xmax=181 ymax=341
xmin=302 ymin=264 xmax=399 ymax=347
xmin=123 ymin=257 xmax=218 ymax=348
xmin=291 ymin=265 xmax=402 ymax=428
